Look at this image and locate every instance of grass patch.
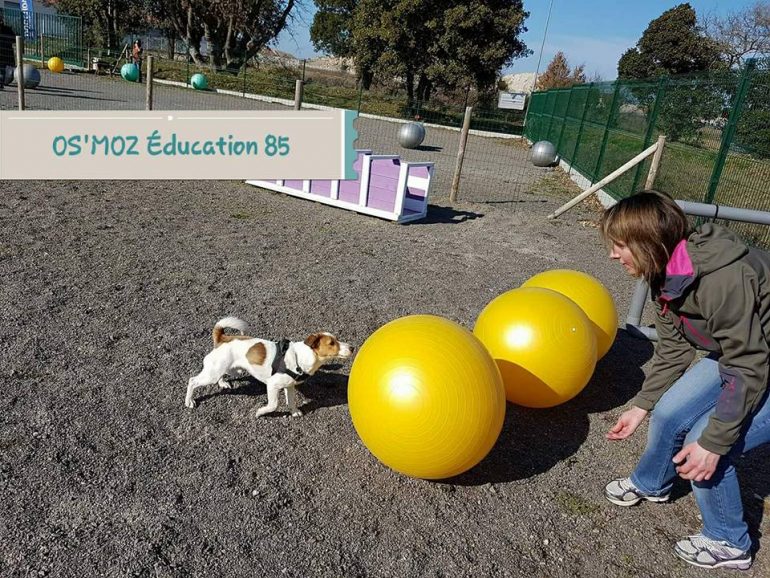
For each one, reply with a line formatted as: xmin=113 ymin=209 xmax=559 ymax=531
xmin=531 ymin=168 xmax=607 ymax=214
xmin=146 ymin=52 xmax=523 ymax=133
xmin=529 ymin=114 xmax=770 ymax=250
xmin=556 ymin=491 xmax=600 ymax=516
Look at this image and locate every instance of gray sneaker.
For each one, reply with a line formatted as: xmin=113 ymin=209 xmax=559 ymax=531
xmin=604 ymin=477 xmax=670 ymax=506
xmin=674 ymin=534 xmax=752 ymax=570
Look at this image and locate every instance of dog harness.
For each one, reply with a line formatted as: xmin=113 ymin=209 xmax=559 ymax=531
xmin=271 ymin=339 xmax=308 ymax=382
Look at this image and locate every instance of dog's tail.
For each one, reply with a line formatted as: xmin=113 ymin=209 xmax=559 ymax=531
xmin=212 ymin=316 xmax=249 ymax=346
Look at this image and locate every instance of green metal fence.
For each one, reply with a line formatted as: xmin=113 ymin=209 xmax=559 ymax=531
xmin=1 ymin=6 xmax=83 ymax=66
xmin=525 ymin=63 xmax=770 ymax=235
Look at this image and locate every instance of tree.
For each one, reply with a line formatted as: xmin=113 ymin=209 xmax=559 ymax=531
xmin=735 ymin=58 xmax=770 ymax=158
xmin=703 ymin=1 xmax=770 ymax=68
xmin=143 ymin=0 xmax=296 ymax=67
xmin=349 ymin=0 xmax=530 ymax=109
xmin=616 ymin=3 xmax=725 ymax=145
xmin=44 ymin=0 xmax=145 ymax=49
xmin=143 ymin=0 xmax=201 ymax=61
xmin=535 ymin=51 xmax=586 ymax=90
xmin=209 ymin=0 xmax=297 ymax=68
xmin=618 ymin=3 xmax=721 ymax=79
xmin=428 ymin=1 xmax=529 ymax=98
xmin=310 ymin=0 xmax=357 ymax=58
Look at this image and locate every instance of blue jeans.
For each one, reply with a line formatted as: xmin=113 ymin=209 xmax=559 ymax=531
xmin=629 ymin=356 xmax=770 ymax=552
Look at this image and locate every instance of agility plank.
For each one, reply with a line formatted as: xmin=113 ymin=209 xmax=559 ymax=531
xmin=246 ymin=149 xmax=434 ymax=223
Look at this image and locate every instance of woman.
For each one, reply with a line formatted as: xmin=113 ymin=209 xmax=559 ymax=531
xmin=600 ymin=190 xmax=770 ymax=570
xmin=131 ymin=39 xmax=143 ymax=82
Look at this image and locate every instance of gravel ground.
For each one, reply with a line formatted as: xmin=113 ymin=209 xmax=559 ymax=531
xmin=2 ymin=70 xmax=769 ymax=577
xmin=1 ymin=170 xmax=769 ymax=578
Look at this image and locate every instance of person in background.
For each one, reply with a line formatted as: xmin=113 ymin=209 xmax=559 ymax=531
xmin=131 ymin=39 xmax=143 ymax=82
xmin=600 ymin=190 xmax=770 ymax=571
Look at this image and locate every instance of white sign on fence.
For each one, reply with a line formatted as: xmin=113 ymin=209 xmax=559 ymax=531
xmin=498 ymin=92 xmax=527 ymax=110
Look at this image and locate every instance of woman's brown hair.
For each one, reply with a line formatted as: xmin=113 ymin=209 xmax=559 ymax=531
xmin=599 ymin=190 xmax=691 ymax=288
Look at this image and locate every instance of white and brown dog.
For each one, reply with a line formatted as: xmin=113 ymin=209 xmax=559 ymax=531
xmin=185 ymin=317 xmax=354 ymax=417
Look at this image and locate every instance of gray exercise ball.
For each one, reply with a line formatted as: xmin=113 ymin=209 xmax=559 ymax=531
xmin=14 ymin=63 xmax=41 ymax=88
xmin=531 ymin=140 xmax=559 ymax=167
xmin=398 ymin=122 xmax=426 ymax=149
xmin=3 ymin=65 xmax=13 ymax=85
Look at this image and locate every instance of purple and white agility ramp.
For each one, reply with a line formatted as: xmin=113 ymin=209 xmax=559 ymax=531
xmin=246 ymin=150 xmax=434 ymax=223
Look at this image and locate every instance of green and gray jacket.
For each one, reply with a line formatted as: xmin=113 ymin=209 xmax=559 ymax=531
xmin=631 ymin=223 xmax=770 ymax=455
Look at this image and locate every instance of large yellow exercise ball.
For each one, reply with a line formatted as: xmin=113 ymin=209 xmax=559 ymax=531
xmin=348 ymin=315 xmax=506 ymax=480
xmin=522 ymin=269 xmax=618 ymax=359
xmin=47 ymin=56 xmax=64 ymax=73
xmin=473 ymin=287 xmax=597 ymax=408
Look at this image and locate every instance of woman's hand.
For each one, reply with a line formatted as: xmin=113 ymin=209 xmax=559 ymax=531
xmin=606 ymin=406 xmax=649 ymax=440
xmin=673 ymin=442 xmax=720 ymax=482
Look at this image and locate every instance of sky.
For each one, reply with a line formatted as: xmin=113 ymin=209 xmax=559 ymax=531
xmin=276 ymin=0 xmax=760 ymax=80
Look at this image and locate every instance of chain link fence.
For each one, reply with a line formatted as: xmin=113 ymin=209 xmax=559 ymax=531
xmin=525 ymin=62 xmax=770 ymax=245
xmin=0 ymin=35 xmax=548 ymax=205
xmin=1 ymin=6 xmax=83 ymax=66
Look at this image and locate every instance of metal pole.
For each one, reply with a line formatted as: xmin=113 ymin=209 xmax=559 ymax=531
xmin=16 ymin=36 xmax=24 ymax=111
xmin=531 ymin=0 xmax=554 ymax=95
xmin=705 ymin=60 xmax=756 ymax=205
xmin=626 ymin=279 xmax=650 ymax=328
xmin=145 ymin=55 xmax=154 ymax=110
xmin=677 ymin=200 xmax=770 ymax=225
xmin=450 ymin=106 xmax=473 ymax=203
xmin=569 ymin=84 xmax=592 ymax=169
xmin=523 ymin=0 xmax=555 ymax=129
xmin=592 ymin=81 xmax=621 ymax=183
xmin=555 ymin=86 xmax=575 ymax=152
xmin=544 ymin=89 xmax=559 ymax=142
xmin=522 ymin=91 xmax=538 ymax=140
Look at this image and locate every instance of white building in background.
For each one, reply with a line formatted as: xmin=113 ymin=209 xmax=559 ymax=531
xmin=501 ymin=72 xmax=538 ymax=94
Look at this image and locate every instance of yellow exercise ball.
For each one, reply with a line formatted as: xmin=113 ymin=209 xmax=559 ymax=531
xmin=522 ymin=269 xmax=618 ymax=359
xmin=473 ymin=287 xmax=597 ymax=408
xmin=47 ymin=57 xmax=64 ymax=73
xmin=348 ymin=314 xmax=505 ymax=480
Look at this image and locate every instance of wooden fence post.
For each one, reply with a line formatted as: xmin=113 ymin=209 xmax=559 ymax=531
xmin=644 ymin=135 xmax=667 ymax=189
xmin=450 ymin=106 xmax=473 ymax=203
xmin=294 ymin=79 xmax=304 ymax=110
xmin=145 ymin=55 xmax=154 ymax=110
xmin=16 ymin=36 xmax=24 ymax=111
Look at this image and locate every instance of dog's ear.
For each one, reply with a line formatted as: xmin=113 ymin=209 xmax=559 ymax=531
xmin=304 ymin=333 xmax=323 ymax=350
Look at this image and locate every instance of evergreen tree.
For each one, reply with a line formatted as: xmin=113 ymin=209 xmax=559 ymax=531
xmin=535 ymin=51 xmax=586 ymax=90
xmin=310 ymin=0 xmax=357 ymax=58
xmin=618 ymin=3 xmax=721 ymax=79
xmin=346 ymin=0 xmax=529 ymax=108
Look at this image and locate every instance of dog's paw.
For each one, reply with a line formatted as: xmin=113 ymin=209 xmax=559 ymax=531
xmin=218 ymin=379 xmax=232 ymax=389
xmin=185 ymin=398 xmax=197 ymax=409
xmin=291 ymin=409 xmax=304 ymax=418
xmin=255 ymin=408 xmax=269 ymax=418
